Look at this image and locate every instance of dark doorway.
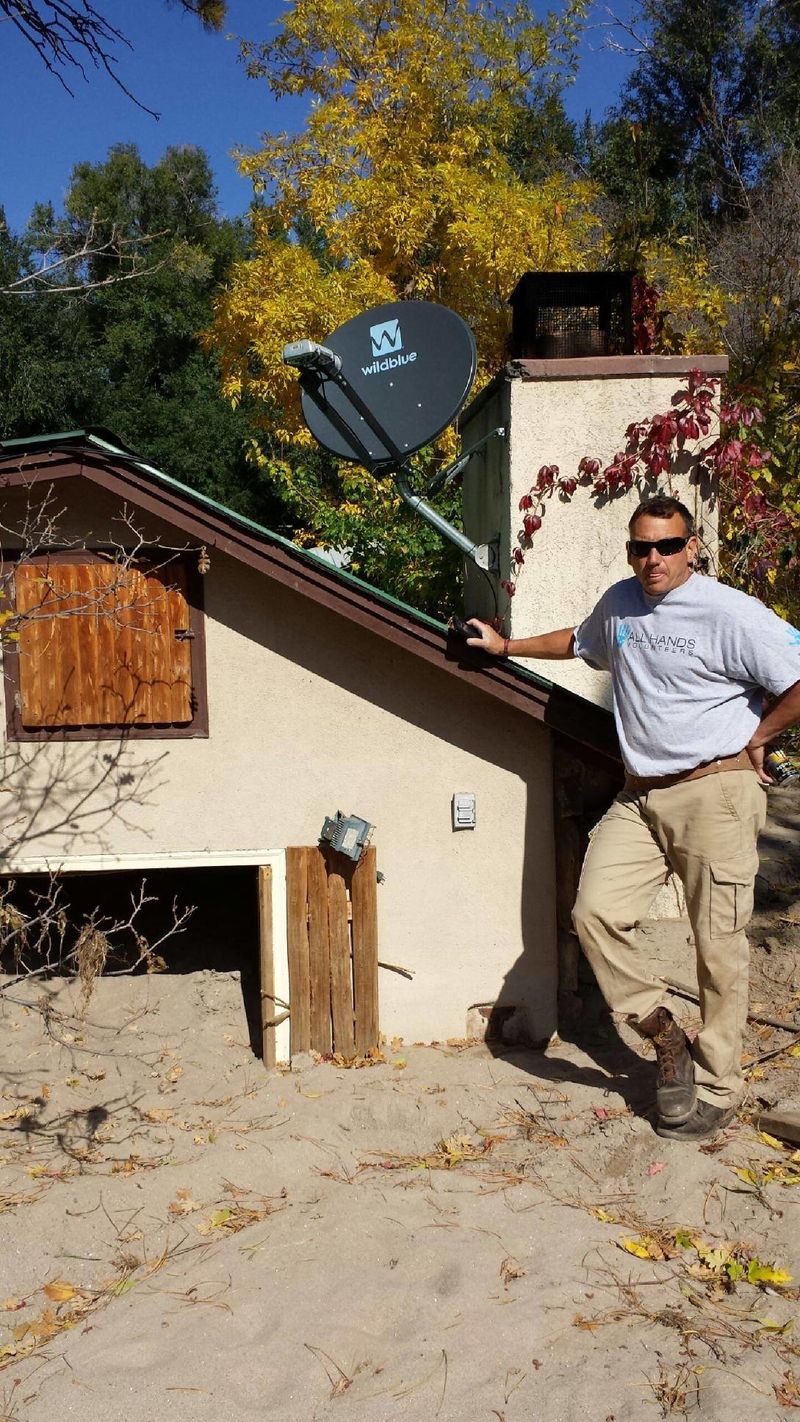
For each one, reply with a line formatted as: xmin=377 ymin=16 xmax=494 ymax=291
xmin=0 ymin=867 xmax=263 ymax=1055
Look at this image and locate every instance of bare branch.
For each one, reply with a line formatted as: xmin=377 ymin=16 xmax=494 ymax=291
xmin=0 ymin=0 xmax=160 ymax=115
xmin=591 ymin=2 xmax=651 ymax=58
xmin=1 ymin=872 xmax=195 ymax=1008
xmin=0 ymin=214 xmax=172 ymax=297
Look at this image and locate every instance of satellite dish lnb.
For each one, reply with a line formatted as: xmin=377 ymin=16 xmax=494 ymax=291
xmin=293 ymin=301 xmax=477 ymax=465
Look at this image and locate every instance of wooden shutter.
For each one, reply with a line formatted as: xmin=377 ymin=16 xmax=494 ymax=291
xmin=15 ymin=560 xmax=193 ymax=727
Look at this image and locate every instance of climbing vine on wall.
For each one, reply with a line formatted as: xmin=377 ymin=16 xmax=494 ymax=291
xmin=504 ymin=369 xmax=800 ymax=628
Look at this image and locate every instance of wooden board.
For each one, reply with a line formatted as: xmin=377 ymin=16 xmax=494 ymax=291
xmin=351 ymin=846 xmax=379 ymax=1053
xmin=15 ymin=560 xmax=192 ymax=727
xmin=327 ymin=861 xmax=356 ymax=1058
xmin=307 ymin=848 xmax=332 ymax=1056
xmin=285 ymin=847 xmax=311 ymax=1054
xmin=257 ymin=864 xmax=276 ymax=1070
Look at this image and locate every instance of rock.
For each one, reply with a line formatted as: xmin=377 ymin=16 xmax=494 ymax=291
xmin=756 ymin=1108 xmax=800 ymax=1146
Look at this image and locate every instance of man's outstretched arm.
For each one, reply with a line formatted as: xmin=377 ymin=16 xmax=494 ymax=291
xmin=465 ymin=621 xmax=577 ymax=660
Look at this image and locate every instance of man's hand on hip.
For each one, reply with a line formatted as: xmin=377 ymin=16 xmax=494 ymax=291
xmin=746 ymin=742 xmax=773 ymax=785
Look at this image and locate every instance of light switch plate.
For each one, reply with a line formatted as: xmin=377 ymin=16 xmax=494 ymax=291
xmin=452 ymin=792 xmax=476 ymax=830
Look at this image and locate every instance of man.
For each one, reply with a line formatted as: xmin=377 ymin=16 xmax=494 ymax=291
xmin=467 ymin=495 xmax=800 ymax=1142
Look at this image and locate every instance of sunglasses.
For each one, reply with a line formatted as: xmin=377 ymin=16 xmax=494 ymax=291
xmin=627 ymin=536 xmax=690 ymax=558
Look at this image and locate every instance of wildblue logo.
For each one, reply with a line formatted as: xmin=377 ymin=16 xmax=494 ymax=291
xmin=370 ymin=319 xmax=403 ymax=357
xmin=362 ymin=318 xmax=418 ymax=376
xmin=616 ymin=622 xmax=632 ymax=647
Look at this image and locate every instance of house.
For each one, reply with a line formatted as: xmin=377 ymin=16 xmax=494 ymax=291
xmin=0 ymin=429 xmax=620 ymax=1062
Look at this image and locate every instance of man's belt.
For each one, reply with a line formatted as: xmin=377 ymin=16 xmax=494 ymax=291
xmin=624 ymin=748 xmax=754 ymax=794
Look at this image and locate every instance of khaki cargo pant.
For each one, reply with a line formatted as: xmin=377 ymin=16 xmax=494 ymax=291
xmin=572 ymin=769 xmax=768 ymax=1108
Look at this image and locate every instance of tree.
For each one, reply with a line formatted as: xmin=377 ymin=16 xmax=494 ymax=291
xmin=209 ymin=0 xmax=597 ymax=612
xmin=0 ymin=145 xmax=286 ymax=528
xmin=588 ymin=0 xmax=800 ymax=243
xmin=1 ymin=1 xmax=227 ymax=109
xmin=709 ymin=154 xmax=800 ymax=625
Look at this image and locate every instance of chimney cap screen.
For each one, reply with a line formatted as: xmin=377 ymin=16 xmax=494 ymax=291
xmin=509 ymin=270 xmax=634 ymax=360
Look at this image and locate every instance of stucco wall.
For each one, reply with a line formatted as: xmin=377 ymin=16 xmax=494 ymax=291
xmin=0 ymin=484 xmax=558 ymax=1044
xmin=462 ymin=359 xmax=725 ymax=705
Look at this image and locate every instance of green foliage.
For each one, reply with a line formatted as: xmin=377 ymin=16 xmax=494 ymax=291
xmin=587 ymin=0 xmax=800 ymax=242
xmin=265 ymin=447 xmax=465 ymax=616
xmin=0 ymin=145 xmax=287 ymax=531
xmin=587 ymin=0 xmax=753 ymax=235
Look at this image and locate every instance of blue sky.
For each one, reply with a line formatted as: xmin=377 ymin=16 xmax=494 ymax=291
xmin=1 ymin=0 xmax=637 ymax=235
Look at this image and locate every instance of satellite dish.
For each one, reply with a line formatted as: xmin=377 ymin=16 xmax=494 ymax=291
xmin=283 ymin=300 xmax=502 ymax=576
xmin=294 ymin=301 xmax=477 ymax=465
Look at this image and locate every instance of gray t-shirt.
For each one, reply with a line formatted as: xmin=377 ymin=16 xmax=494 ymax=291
xmin=573 ymin=573 xmax=800 ymax=776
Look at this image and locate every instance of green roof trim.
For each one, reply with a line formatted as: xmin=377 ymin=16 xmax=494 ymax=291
xmin=0 ymin=427 xmax=562 ymax=698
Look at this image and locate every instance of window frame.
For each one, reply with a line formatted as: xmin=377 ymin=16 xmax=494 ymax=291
xmin=2 ymin=548 xmax=209 ymax=741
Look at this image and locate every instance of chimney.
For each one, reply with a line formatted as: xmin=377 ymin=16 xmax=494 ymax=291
xmin=461 ymin=275 xmax=727 ymax=707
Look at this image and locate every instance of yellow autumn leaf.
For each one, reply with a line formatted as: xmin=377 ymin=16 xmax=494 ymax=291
xmin=206 ymin=0 xmax=604 ymax=605
xmin=24 ymin=1309 xmax=62 ymax=1340
xmin=695 ymin=1245 xmax=730 ymax=1272
xmin=112 ymin=1277 xmax=137 ymax=1296
xmin=42 ymin=1280 xmax=77 ymax=1302
xmin=196 ymin=1207 xmax=233 ymax=1235
xmin=757 ymin=1131 xmax=785 ymax=1149
xmin=748 ymin=1261 xmax=793 ymax=1286
xmin=758 ymin=1318 xmax=794 ymax=1334
xmin=592 ymin=1207 xmax=615 ymax=1223
xmin=619 ymin=1236 xmax=655 ymax=1260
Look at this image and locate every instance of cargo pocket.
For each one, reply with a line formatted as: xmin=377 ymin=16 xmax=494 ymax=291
xmin=708 ymin=860 xmax=756 ymax=938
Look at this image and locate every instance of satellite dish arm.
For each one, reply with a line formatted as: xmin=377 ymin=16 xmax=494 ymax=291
xmin=299 ymin=374 xmax=381 ymax=469
xmin=394 ymin=470 xmax=497 ymax=572
xmin=299 ymin=364 xmax=408 ymax=468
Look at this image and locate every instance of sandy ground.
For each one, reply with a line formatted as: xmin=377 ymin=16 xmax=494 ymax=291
xmin=1 ymin=786 xmax=798 ymax=1422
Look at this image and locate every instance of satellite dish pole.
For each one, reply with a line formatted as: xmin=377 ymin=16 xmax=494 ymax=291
xmin=282 ymin=302 xmax=504 ymax=574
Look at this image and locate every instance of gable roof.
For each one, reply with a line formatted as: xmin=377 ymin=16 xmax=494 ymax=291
xmin=0 ymin=429 xmax=620 ymax=768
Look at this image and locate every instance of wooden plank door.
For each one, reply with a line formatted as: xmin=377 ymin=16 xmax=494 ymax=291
xmin=284 ymin=846 xmax=379 ymax=1060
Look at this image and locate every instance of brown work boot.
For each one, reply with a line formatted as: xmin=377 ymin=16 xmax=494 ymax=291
xmin=631 ymin=1005 xmax=696 ymax=1126
xmin=656 ymin=1099 xmax=737 ymax=1143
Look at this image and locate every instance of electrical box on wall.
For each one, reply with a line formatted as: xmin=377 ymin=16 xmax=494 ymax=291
xmin=452 ymin=793 xmax=476 ymax=830
xmin=319 ymin=811 xmax=374 ymax=861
